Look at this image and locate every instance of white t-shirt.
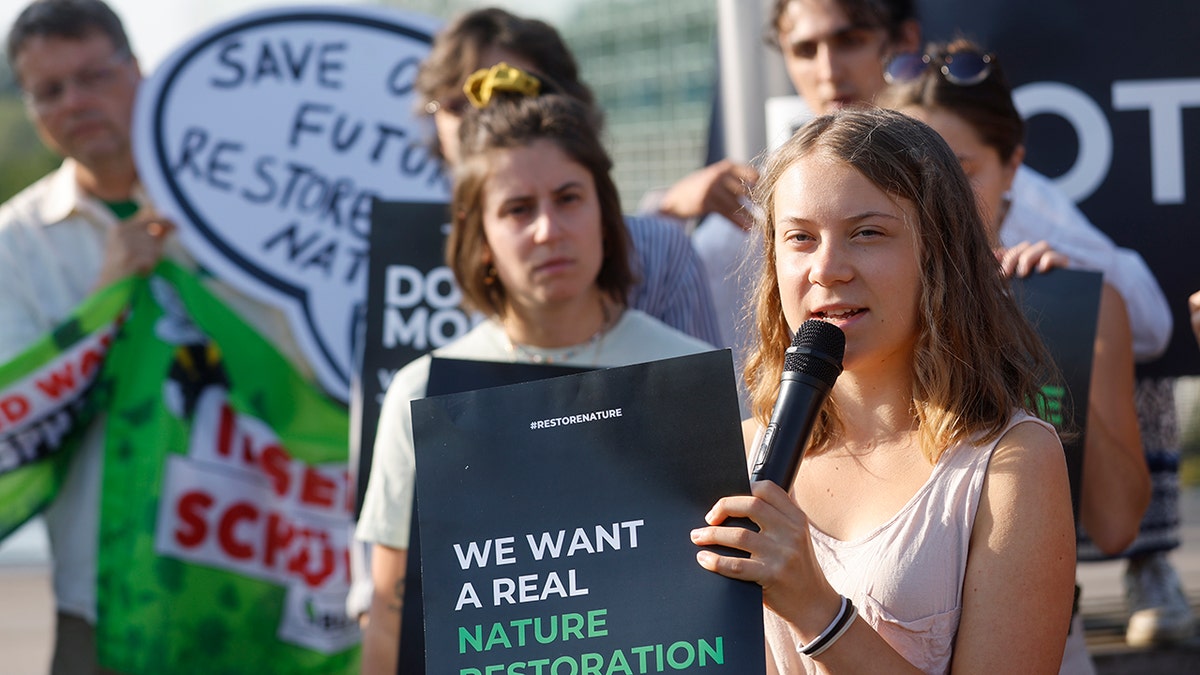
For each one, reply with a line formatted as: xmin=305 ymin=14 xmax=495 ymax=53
xmin=355 ymin=309 xmax=714 ymax=550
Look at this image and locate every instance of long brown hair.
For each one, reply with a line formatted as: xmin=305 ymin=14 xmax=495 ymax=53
xmin=446 ymin=90 xmax=632 ymax=317
xmin=745 ymin=107 xmax=1056 ymax=463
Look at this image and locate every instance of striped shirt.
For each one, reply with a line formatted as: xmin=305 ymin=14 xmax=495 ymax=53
xmin=624 ymin=214 xmax=722 ymax=346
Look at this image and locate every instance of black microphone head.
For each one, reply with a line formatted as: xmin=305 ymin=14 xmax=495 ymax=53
xmin=784 ymin=319 xmax=845 ymax=387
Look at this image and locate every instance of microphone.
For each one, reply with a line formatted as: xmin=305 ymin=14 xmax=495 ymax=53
xmin=749 ymin=319 xmax=845 ymax=489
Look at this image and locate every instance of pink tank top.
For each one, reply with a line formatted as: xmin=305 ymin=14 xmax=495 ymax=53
xmin=763 ymin=411 xmax=1056 ymax=674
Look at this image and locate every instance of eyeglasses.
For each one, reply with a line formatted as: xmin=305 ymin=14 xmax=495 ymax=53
xmin=884 ymin=49 xmax=994 ymax=87
xmin=21 ymin=53 xmax=133 ymax=113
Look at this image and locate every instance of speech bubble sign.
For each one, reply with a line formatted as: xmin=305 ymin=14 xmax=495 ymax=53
xmin=133 ymin=5 xmax=448 ymax=402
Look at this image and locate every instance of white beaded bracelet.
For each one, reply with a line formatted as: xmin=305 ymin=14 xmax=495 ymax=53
xmin=798 ymin=595 xmax=857 ymax=658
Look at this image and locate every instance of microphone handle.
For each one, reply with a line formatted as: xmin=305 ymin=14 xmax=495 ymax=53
xmin=749 ymin=372 xmax=832 ymax=489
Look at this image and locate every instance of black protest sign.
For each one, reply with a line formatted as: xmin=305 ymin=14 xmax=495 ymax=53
xmin=400 ymin=358 xmax=592 ymax=674
xmin=354 ymin=199 xmax=463 ymax=517
xmin=412 ymin=350 xmax=764 ymax=673
xmin=1012 ymin=268 xmax=1103 ymax=517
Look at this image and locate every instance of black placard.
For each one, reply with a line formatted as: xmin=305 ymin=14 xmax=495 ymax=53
xmin=412 ymin=350 xmax=764 ymax=672
xmin=1012 ymin=268 xmax=1104 ymax=517
xmin=400 ymin=358 xmax=591 ymax=674
xmin=355 ymin=199 xmax=456 ymax=517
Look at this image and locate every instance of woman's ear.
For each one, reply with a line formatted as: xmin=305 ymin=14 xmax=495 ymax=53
xmin=480 ymin=245 xmax=499 ymax=287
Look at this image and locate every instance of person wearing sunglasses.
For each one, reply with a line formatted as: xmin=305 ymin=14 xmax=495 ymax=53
xmin=881 ymin=39 xmax=1192 ymax=667
xmin=766 ymin=0 xmax=1171 ymax=364
xmin=879 ymin=43 xmax=1085 ymax=276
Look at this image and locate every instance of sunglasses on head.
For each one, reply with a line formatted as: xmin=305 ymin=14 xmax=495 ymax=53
xmin=884 ymin=49 xmax=994 ymax=86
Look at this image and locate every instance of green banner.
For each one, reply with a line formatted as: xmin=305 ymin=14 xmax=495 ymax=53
xmin=96 ymin=261 xmax=358 ymax=673
xmin=0 ymin=277 xmax=134 ymax=540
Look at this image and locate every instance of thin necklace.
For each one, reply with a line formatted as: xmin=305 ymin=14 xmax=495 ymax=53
xmin=506 ymin=303 xmax=612 ymax=365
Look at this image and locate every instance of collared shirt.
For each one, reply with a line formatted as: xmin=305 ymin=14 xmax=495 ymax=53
xmin=624 ymin=214 xmax=723 ymax=347
xmin=0 ymin=160 xmax=118 ymax=361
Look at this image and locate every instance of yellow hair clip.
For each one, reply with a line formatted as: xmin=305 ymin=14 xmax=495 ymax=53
xmin=463 ymin=62 xmax=541 ymax=109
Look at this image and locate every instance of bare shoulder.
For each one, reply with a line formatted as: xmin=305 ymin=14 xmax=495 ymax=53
xmin=991 ymin=419 xmax=1065 ymax=476
xmin=981 ymin=418 xmax=1071 ymax=526
xmin=958 ymin=418 xmax=1075 ymax=671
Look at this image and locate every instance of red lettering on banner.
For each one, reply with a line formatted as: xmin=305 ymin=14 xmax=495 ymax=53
xmin=165 ymin=488 xmax=352 ymax=589
xmin=79 ymin=347 xmax=105 ymax=379
xmin=216 ymin=402 xmax=235 ymax=458
xmin=31 ymin=333 xmax=112 ymax=401
xmin=0 ymin=395 xmax=31 ymax=428
xmin=264 ymin=512 xmax=294 ymax=568
xmin=260 ymin=444 xmax=292 ymax=496
xmin=239 ymin=433 xmax=256 ymax=465
xmin=218 ymin=502 xmax=259 ymax=560
xmin=200 ymin=400 xmax=356 ymax=516
xmin=289 ymin=530 xmax=336 ymax=587
xmin=176 ymin=491 xmax=213 ymax=547
xmin=34 ymin=365 xmax=76 ymax=400
xmin=300 ymin=466 xmax=335 ymax=508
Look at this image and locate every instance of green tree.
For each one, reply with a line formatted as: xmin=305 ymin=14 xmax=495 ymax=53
xmin=0 ymin=50 xmax=59 ymax=203
xmin=1 ymin=57 xmax=15 ymax=93
xmin=0 ymin=94 xmax=60 ymax=203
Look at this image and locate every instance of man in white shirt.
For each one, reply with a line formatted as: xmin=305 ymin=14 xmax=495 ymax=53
xmin=2 ymin=2 xmax=307 ymax=671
